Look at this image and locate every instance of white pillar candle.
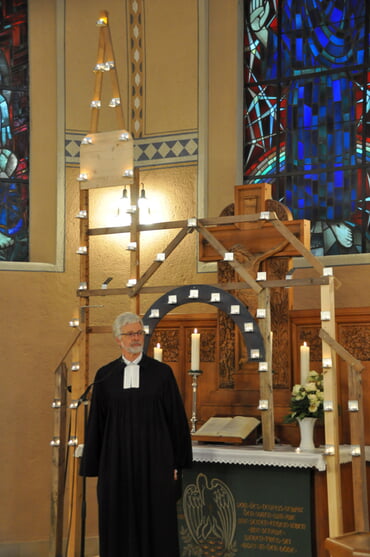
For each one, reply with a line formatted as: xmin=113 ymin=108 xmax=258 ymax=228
xmin=153 ymin=342 xmax=163 ymax=362
xmin=300 ymin=342 xmax=310 ymax=384
xmin=191 ymin=329 xmax=200 ymax=371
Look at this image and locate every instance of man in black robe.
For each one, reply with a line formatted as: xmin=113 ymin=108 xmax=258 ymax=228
xmin=81 ymin=312 xmax=193 ymax=557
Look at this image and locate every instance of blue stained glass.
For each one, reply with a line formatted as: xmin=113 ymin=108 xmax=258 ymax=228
xmin=330 ymin=33 xmax=345 ymax=48
xmin=244 ymin=0 xmax=369 ymax=255
xmin=333 ymin=80 xmax=341 ymax=102
xmin=334 ymin=171 xmax=344 ymax=185
xmin=0 ymin=1 xmax=29 ymax=262
xmin=304 ymin=104 xmax=312 ymax=126
xmin=344 ymin=132 xmax=350 ymax=150
xmin=314 ymin=27 xmax=329 ymax=48
xmin=296 ymin=38 xmax=303 ymax=61
xmin=298 ymin=141 xmax=304 ymax=158
xmin=356 ymin=49 xmax=364 ymax=64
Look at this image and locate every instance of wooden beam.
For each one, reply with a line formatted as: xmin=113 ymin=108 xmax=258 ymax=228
xmin=76 ymin=276 xmax=331 ymax=298
xmin=88 ymin=220 xmax=189 ymax=236
xmin=129 ymin=225 xmax=193 ymax=297
xmin=49 ymin=362 xmax=67 ymax=557
xmin=319 ymin=329 xmax=364 ymax=372
xmin=197 ymin=223 xmax=262 ymax=293
xmin=87 ymin=213 xmax=286 ymax=237
xmin=320 ymin=276 xmax=343 ymax=537
xmin=199 ymin=213 xmax=275 ymax=226
xmin=270 ymin=215 xmax=324 ymax=275
xmin=199 ymin=218 xmax=310 ymax=261
xmin=103 ymin=20 xmax=125 ymax=129
xmin=89 ymin=11 xmax=107 ymax=134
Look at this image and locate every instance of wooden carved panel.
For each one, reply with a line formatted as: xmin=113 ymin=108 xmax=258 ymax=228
xmin=217 ymin=259 xmax=237 ymax=388
xmin=186 ymin=327 xmax=216 ymax=364
xmin=150 ymin=328 xmax=180 ymax=362
xmin=267 ymin=257 xmax=291 ymax=387
xmin=339 ymin=324 xmax=370 ymax=361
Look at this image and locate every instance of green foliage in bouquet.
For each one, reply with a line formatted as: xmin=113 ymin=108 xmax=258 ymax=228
xmin=284 ymin=370 xmax=324 ymax=423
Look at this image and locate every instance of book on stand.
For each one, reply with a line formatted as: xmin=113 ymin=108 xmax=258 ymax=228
xmin=192 ymin=416 xmax=260 ymax=444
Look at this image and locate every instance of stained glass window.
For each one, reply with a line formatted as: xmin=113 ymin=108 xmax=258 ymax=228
xmin=0 ymin=1 xmax=29 ymax=261
xmin=244 ymin=0 xmax=370 ymax=256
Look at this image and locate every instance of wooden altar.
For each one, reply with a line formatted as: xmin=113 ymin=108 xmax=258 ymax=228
xmin=177 ymin=444 xmax=370 ymax=557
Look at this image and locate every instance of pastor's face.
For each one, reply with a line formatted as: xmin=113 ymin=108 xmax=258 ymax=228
xmin=116 ymin=322 xmax=145 ymax=360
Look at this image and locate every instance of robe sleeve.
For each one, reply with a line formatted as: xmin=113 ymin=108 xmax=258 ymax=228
xmin=80 ymin=369 xmax=107 ymax=477
xmin=162 ymin=364 xmax=193 ymax=470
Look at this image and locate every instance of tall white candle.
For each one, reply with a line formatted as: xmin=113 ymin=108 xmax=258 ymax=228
xmin=153 ymin=342 xmax=163 ymax=362
xmin=300 ymin=342 xmax=310 ymax=384
xmin=191 ymin=329 xmax=200 ymax=370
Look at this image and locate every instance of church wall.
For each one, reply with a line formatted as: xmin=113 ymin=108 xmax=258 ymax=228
xmin=1 ymin=1 xmax=370 ymax=556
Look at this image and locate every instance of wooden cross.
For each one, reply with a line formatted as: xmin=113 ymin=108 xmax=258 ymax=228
xmin=198 ymin=183 xmax=311 ymax=450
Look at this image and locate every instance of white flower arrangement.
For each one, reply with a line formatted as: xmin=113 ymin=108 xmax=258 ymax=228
xmin=284 ymin=370 xmax=324 ymax=423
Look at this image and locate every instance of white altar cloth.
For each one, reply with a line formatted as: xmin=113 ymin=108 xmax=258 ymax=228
xmin=192 ymin=443 xmax=370 ymax=472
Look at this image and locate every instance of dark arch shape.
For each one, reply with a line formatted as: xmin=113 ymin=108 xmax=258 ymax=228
xmin=142 ymin=284 xmax=265 ymax=361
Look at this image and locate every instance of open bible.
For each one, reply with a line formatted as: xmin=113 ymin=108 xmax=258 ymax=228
xmin=192 ymin=416 xmax=260 ymax=444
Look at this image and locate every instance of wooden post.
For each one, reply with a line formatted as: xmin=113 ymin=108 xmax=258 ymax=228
xmin=320 ymin=275 xmax=343 ymax=537
xmin=90 ymin=11 xmax=125 ymax=133
xmin=319 ymin=328 xmax=368 ymax=533
xmin=66 ymin=187 xmax=90 ymax=557
xmin=49 ymin=363 xmax=67 ymax=557
xmin=128 ymin=168 xmax=140 ymax=315
xmin=257 ymin=288 xmax=275 ymax=450
xmin=66 ymin=336 xmax=88 ymax=557
xmin=348 ymin=363 xmax=369 ymax=531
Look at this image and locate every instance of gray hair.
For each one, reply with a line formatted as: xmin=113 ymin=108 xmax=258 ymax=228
xmin=112 ymin=312 xmax=143 ymax=338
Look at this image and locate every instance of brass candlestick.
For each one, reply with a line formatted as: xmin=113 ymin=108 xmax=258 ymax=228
xmin=188 ymin=369 xmax=202 ymax=434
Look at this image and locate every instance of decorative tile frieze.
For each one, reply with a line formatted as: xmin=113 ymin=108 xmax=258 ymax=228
xmin=65 ymin=130 xmax=198 ymax=168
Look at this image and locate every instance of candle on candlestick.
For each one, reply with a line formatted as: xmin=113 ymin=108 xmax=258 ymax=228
xmin=300 ymin=342 xmax=310 ymax=384
xmin=191 ymin=329 xmax=200 ymax=370
xmin=153 ymin=342 xmax=163 ymax=362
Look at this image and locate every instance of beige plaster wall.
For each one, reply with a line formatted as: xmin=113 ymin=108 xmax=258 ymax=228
xmin=144 ymin=0 xmax=198 ymax=134
xmin=29 ymin=0 xmax=58 ymax=263
xmin=207 ymin=0 xmax=243 ymax=217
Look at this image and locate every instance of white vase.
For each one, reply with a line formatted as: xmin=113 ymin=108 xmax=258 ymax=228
xmin=297 ymin=417 xmax=317 ymax=451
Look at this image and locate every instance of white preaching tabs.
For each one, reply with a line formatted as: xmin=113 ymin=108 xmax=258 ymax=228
xmin=123 ymin=364 xmax=140 ymax=389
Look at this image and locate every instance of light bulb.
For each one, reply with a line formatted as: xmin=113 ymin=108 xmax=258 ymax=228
xmin=117 ymin=187 xmax=131 ymax=226
xmin=138 ymin=185 xmax=152 ymax=224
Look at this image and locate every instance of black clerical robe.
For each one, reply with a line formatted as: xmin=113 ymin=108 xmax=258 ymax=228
xmin=81 ymin=354 xmax=193 ymax=557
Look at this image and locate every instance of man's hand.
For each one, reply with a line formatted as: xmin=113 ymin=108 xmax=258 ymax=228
xmin=249 ymin=0 xmax=270 ymax=46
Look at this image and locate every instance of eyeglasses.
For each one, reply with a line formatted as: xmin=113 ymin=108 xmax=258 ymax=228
xmin=120 ymin=330 xmax=145 ymax=337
